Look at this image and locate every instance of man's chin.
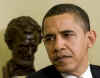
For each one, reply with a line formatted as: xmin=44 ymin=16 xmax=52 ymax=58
xmin=53 ymin=58 xmax=75 ymax=72
xmin=55 ymin=64 xmax=76 ymax=74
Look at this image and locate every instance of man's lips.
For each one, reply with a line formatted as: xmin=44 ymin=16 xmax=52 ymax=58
xmin=54 ymin=55 xmax=72 ymax=61
xmin=53 ymin=55 xmax=72 ymax=65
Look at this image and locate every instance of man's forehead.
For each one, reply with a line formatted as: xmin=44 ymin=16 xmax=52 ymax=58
xmin=43 ymin=14 xmax=81 ymax=36
xmin=43 ymin=28 xmax=75 ymax=36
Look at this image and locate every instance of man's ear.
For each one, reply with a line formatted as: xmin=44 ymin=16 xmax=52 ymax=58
xmin=87 ymin=30 xmax=96 ymax=48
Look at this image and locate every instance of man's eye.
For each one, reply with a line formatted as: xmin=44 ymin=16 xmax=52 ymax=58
xmin=44 ymin=36 xmax=55 ymax=42
xmin=45 ymin=37 xmax=54 ymax=41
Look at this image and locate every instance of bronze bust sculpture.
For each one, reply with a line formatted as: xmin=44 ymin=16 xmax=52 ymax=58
xmin=3 ymin=16 xmax=42 ymax=78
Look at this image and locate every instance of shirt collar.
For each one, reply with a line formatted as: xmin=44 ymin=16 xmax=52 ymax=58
xmin=80 ymin=65 xmax=92 ymax=78
xmin=61 ymin=65 xmax=93 ymax=78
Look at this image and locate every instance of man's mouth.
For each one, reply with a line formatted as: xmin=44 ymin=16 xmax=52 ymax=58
xmin=55 ymin=55 xmax=72 ymax=61
xmin=53 ymin=55 xmax=72 ymax=65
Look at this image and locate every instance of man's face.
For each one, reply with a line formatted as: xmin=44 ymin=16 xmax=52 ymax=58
xmin=43 ymin=13 xmax=94 ymax=74
xmin=12 ymin=26 xmax=40 ymax=66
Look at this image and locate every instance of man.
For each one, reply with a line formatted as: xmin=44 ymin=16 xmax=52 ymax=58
xmin=3 ymin=16 xmax=42 ymax=78
xmin=27 ymin=4 xmax=100 ymax=78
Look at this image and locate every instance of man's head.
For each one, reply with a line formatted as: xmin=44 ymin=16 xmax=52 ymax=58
xmin=5 ymin=16 xmax=42 ymax=67
xmin=42 ymin=4 xmax=90 ymax=34
xmin=42 ymin=4 xmax=96 ymax=76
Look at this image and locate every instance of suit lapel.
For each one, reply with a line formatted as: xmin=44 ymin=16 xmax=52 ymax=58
xmin=90 ymin=65 xmax=100 ymax=78
xmin=43 ymin=65 xmax=63 ymax=78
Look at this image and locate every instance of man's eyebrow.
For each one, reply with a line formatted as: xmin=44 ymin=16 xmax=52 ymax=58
xmin=60 ymin=30 xmax=74 ymax=34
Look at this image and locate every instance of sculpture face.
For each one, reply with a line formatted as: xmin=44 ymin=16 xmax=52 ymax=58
xmin=10 ymin=25 xmax=41 ymax=66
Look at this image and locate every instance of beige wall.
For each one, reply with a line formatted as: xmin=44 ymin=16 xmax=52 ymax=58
xmin=0 ymin=0 xmax=100 ymax=78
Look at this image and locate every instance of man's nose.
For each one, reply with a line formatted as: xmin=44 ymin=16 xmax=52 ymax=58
xmin=54 ymin=36 xmax=65 ymax=52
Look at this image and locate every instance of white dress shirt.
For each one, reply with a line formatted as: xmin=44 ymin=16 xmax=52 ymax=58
xmin=61 ymin=65 xmax=93 ymax=78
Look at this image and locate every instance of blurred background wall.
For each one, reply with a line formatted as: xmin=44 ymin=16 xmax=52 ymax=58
xmin=0 ymin=0 xmax=100 ymax=78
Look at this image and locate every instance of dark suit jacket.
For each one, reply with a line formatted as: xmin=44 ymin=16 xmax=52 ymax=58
xmin=27 ymin=65 xmax=100 ymax=78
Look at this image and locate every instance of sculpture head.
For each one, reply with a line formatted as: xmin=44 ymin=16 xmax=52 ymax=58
xmin=4 ymin=16 xmax=42 ymax=67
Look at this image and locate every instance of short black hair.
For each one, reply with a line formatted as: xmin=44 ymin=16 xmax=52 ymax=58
xmin=42 ymin=3 xmax=90 ymax=34
xmin=5 ymin=16 xmax=41 ymax=49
